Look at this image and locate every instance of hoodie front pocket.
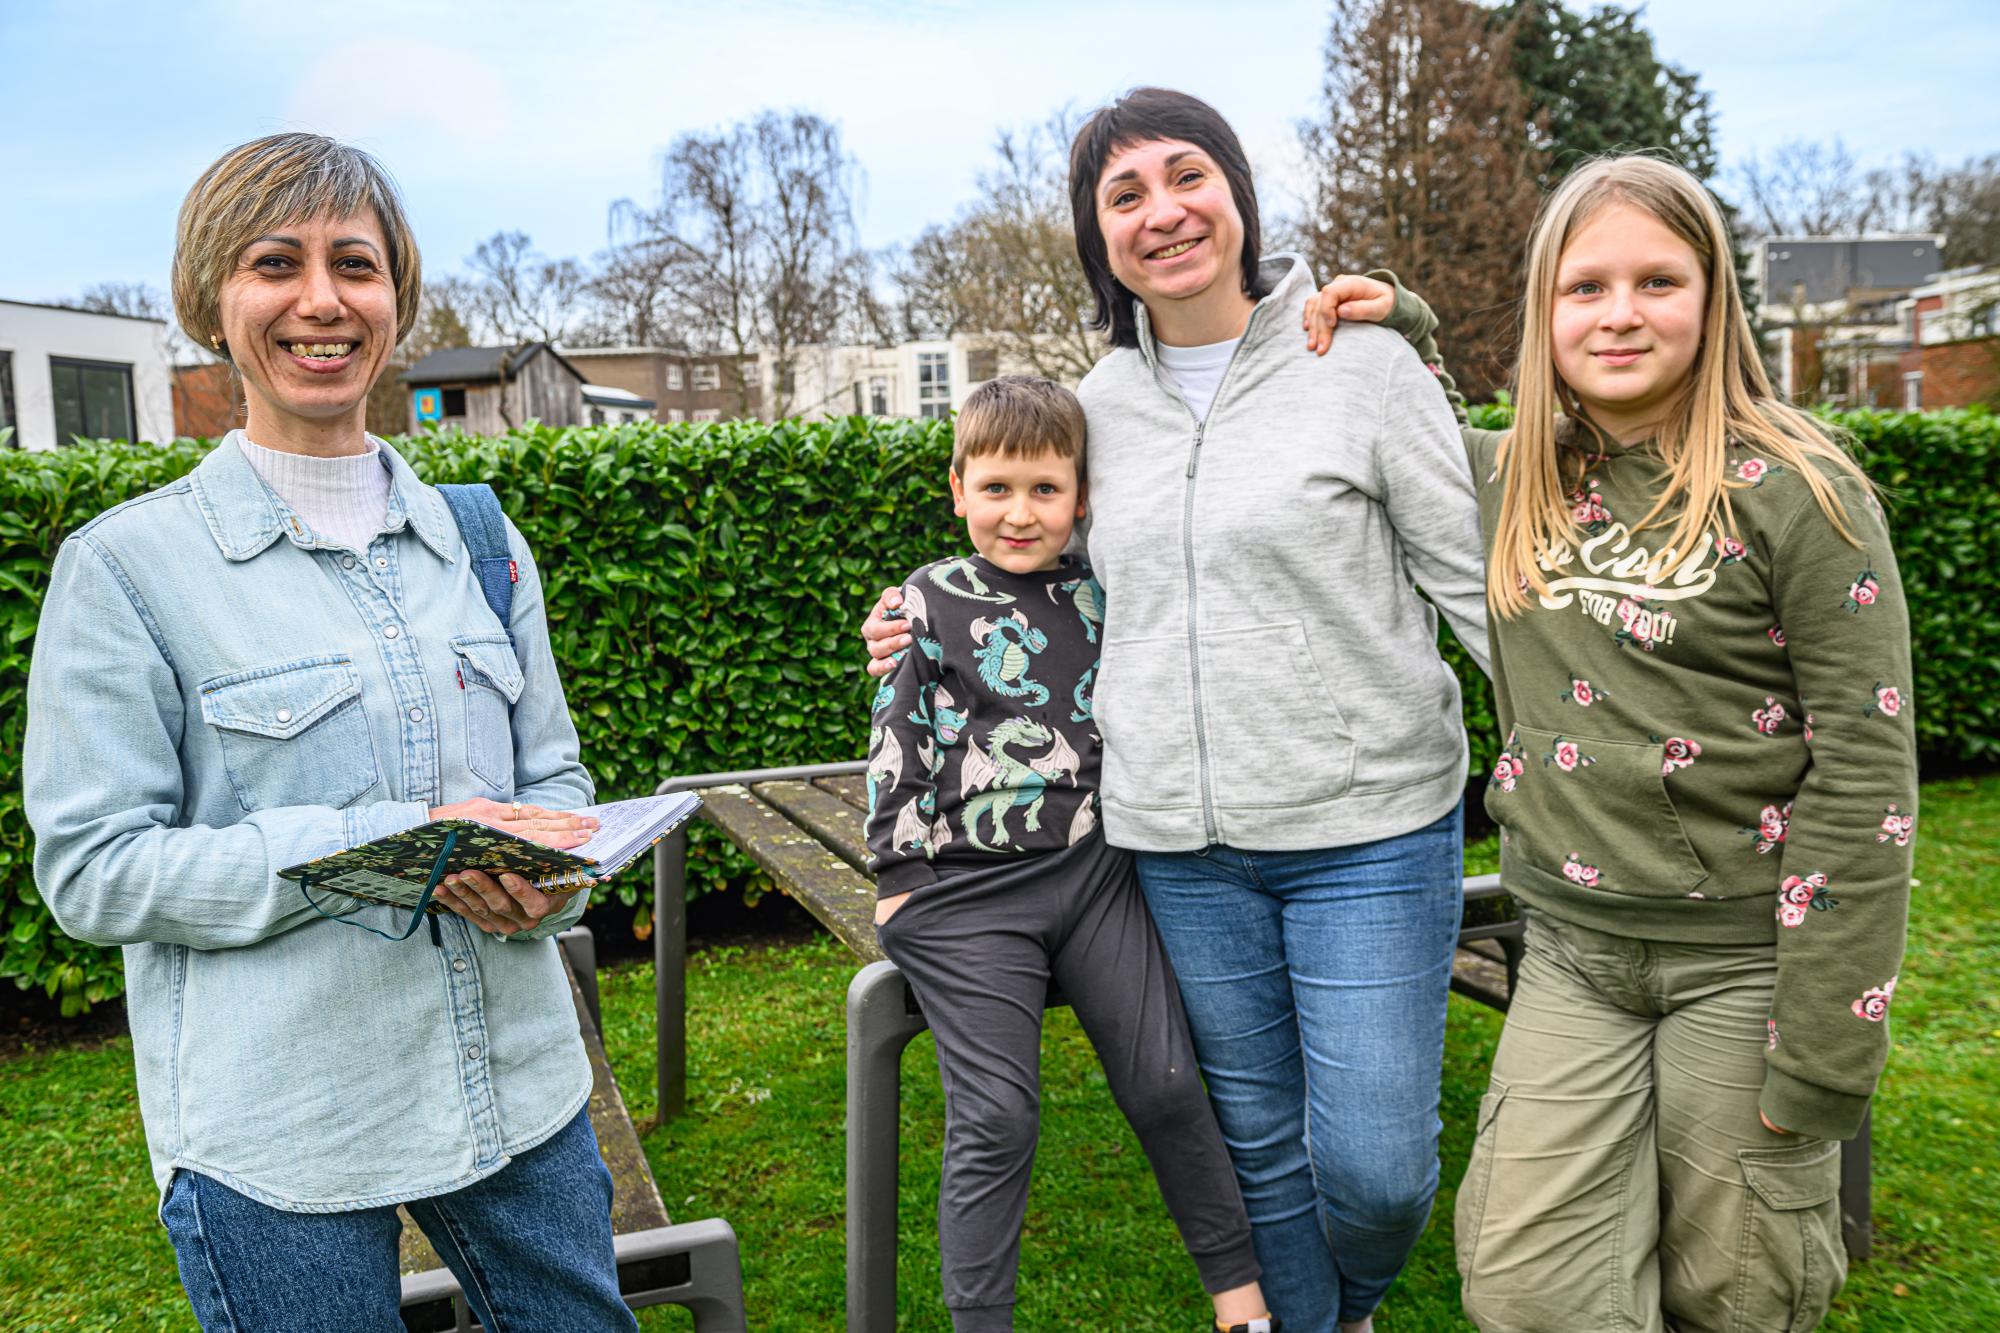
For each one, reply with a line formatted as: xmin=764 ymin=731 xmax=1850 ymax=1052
xmin=1487 ymin=724 xmax=1708 ymax=898
xmin=1095 ymin=632 xmax=1200 ymax=812
xmin=1199 ymin=621 xmax=1356 ymax=809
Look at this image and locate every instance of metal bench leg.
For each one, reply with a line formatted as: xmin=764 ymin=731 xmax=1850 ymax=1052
xmin=556 ymin=926 xmax=601 ymax=1036
xmin=1841 ymin=1108 xmax=1873 ymax=1260
xmin=654 ymin=828 xmax=690 ymax=1126
xmin=846 ymin=959 xmax=930 ymax=1333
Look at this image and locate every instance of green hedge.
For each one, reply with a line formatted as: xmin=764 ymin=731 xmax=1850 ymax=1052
xmin=4 ymin=409 xmax=1995 ymax=1011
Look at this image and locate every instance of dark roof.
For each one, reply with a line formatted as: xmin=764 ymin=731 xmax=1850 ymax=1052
xmin=400 ymin=342 xmax=586 ymax=386
xmin=1761 ymin=236 xmax=1944 ymax=306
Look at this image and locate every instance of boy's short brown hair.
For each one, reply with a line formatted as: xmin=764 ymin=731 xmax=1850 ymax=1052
xmin=951 ymin=375 xmax=1087 ymax=477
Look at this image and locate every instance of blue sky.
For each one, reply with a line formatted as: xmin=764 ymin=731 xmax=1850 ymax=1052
xmin=3 ymin=0 xmax=1993 ymax=306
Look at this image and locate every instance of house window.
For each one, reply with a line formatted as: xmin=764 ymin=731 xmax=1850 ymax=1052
xmin=1902 ymin=372 xmax=1923 ymax=410
xmin=870 ymin=376 xmax=889 ymax=417
xmin=665 ymin=408 xmax=686 ymax=423
xmin=692 ymin=363 xmax=721 ymax=391
xmin=693 ymin=408 xmax=722 ymax=423
xmin=0 ymin=351 xmax=14 ymax=440
xmin=666 ymin=363 xmax=684 ymax=391
xmin=917 ymin=351 xmax=951 ymax=420
xmin=441 ymin=387 xmax=468 ymax=417
xmin=589 ymin=406 xmax=606 ymax=426
xmin=50 ymin=357 xmax=135 ymax=442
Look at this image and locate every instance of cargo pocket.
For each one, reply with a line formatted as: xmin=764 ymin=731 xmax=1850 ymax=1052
xmin=1492 ymin=724 xmax=1708 ymax=898
xmin=200 ymin=656 xmax=378 ymax=811
xmin=450 ymin=634 xmax=522 ymax=793
xmin=1732 ymin=1140 xmax=1846 ymax=1332
xmin=1454 ymin=1082 xmax=1508 ymax=1289
xmin=1196 ymin=621 xmax=1356 ymax=809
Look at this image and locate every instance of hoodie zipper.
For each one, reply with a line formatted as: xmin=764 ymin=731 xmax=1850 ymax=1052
xmin=1156 ymin=300 xmax=1266 ymax=847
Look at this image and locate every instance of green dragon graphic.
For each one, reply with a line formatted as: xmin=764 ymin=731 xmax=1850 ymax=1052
xmin=971 ymin=611 xmax=1050 ymax=705
xmin=959 ymin=718 xmax=1053 ymax=852
xmin=1052 ymin=575 xmax=1105 ymax=643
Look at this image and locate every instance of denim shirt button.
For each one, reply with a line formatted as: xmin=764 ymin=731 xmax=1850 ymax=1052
xmin=340 ymin=556 xmax=355 ymax=569
xmin=465 ymin=1045 xmax=482 ymax=1061
xmin=409 ymin=707 xmax=424 ymax=722
xmin=452 ymin=958 xmax=467 ymax=973
xmin=383 ymin=625 xmax=400 ymax=640
xmin=375 ymin=556 xmax=389 ymax=568
xmin=275 ymin=708 xmax=292 ymax=723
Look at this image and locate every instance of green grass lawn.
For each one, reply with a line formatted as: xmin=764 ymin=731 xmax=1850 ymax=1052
xmin=3 ymin=777 xmax=1994 ymax=1330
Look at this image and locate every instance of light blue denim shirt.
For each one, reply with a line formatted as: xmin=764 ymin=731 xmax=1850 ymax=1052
xmin=25 ymin=434 xmax=596 ymax=1211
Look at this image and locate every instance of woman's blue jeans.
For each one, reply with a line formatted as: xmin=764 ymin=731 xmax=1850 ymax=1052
xmin=1135 ymin=802 xmax=1463 ymax=1331
xmin=159 ymin=1107 xmax=635 ymax=1332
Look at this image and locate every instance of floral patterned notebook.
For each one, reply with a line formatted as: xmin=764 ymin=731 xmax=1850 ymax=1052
xmin=276 ymin=792 xmax=703 ymax=911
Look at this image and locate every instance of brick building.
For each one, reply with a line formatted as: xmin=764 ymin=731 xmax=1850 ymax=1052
xmin=1895 ymin=269 xmax=2000 ymax=409
xmin=560 ymin=347 xmax=759 ymax=423
xmin=173 ymin=362 xmax=242 ymax=438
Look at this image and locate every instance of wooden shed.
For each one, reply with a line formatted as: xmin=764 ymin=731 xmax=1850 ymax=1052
xmin=402 ymin=343 xmax=587 ymax=434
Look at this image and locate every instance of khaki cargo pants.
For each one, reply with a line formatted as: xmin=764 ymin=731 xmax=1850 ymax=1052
xmin=1455 ymin=914 xmax=1847 ymax=1332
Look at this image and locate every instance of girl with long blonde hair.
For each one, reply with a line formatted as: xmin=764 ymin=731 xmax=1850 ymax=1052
xmin=1306 ymin=154 xmax=1916 ymax=1331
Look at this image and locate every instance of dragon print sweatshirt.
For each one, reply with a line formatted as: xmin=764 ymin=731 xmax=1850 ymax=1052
xmin=1377 ymin=279 xmax=1917 ymax=1141
xmin=865 ymin=553 xmax=1105 ymax=897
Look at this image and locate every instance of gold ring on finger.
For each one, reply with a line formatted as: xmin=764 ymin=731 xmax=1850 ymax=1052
xmin=510 ymin=801 xmax=522 ymax=821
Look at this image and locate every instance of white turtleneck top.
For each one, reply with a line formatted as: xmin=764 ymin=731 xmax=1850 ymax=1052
xmin=237 ymin=433 xmax=393 ymax=553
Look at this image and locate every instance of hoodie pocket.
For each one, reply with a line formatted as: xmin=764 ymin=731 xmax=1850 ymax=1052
xmin=1198 ymin=621 xmax=1357 ymax=809
xmin=1485 ymin=724 xmax=1708 ymax=898
xmin=1095 ymin=632 xmax=1200 ymax=812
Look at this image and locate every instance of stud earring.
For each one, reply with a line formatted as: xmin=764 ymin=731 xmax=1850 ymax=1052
xmin=209 ymin=334 xmax=222 ymax=351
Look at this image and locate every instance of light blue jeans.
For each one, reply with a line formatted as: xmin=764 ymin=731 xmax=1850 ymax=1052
xmin=1135 ymin=802 xmax=1463 ymax=1331
xmin=160 ymin=1108 xmax=635 ymax=1331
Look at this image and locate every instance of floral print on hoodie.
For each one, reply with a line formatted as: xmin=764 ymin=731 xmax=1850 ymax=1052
xmin=1375 ymin=279 xmax=1917 ymax=1143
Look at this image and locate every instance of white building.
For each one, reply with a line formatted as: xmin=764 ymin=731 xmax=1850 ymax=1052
xmin=0 ymin=300 xmax=175 ymax=450
xmin=770 ymin=335 xmax=1061 ymax=423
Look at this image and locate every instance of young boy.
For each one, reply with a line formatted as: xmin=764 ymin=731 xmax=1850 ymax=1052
xmin=865 ymin=376 xmax=1274 ymax=1333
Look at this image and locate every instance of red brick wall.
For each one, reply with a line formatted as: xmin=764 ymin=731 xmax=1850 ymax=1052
xmin=1914 ymin=339 xmax=2000 ymax=408
xmin=173 ymin=364 xmax=242 ymax=439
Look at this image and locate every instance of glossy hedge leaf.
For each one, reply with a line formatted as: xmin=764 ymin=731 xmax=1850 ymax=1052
xmin=3 ymin=408 xmax=1993 ymax=1009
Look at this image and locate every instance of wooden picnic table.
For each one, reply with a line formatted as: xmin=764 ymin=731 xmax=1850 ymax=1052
xmin=648 ymin=761 xmax=1871 ymax=1332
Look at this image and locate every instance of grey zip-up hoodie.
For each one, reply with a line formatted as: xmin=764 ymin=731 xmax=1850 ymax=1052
xmin=1076 ymin=255 xmax=1488 ymax=852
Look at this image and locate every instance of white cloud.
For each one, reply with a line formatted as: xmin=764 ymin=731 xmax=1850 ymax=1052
xmin=283 ymin=40 xmax=514 ymax=148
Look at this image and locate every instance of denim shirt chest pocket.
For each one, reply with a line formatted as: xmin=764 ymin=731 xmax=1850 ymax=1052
xmin=450 ymin=633 xmax=522 ymax=794
xmin=198 ymin=656 xmax=380 ymax=811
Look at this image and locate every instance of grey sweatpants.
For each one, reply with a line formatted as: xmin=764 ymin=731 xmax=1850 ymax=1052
xmin=875 ymin=832 xmax=1261 ymax=1332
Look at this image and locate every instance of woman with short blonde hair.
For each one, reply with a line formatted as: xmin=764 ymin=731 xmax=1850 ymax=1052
xmin=26 ymin=133 xmax=635 ymax=1330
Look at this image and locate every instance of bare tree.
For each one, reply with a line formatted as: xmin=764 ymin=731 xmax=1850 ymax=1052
xmin=611 ymin=110 xmax=870 ymax=417
xmin=466 ymin=231 xmax=590 ymax=345
xmin=1734 ymin=138 xmax=1933 ymax=238
xmin=585 ymin=200 xmax=685 ymax=347
xmin=72 ymin=281 xmax=204 ymax=364
xmin=1298 ymin=0 xmax=1543 ymax=399
xmin=887 ymin=113 xmax=1100 ymax=383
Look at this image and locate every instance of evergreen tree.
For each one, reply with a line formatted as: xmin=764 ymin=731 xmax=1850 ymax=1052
xmin=1299 ymin=0 xmax=1543 ymax=399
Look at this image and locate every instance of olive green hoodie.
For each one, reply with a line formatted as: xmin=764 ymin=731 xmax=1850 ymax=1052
xmin=1382 ymin=282 xmax=1915 ymax=1141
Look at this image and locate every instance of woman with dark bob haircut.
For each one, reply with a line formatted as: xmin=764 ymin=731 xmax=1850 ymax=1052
xmin=869 ymin=88 xmax=1488 ymax=1332
xmin=25 ymin=133 xmax=637 ymax=1330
